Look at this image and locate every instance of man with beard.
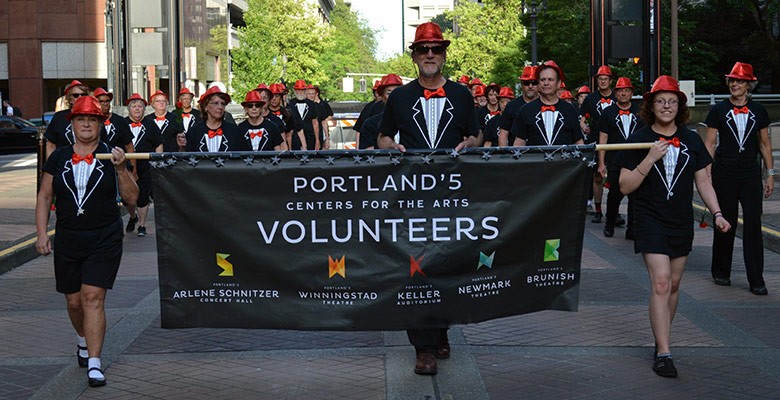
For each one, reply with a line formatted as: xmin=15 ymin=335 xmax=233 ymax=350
xmin=378 ymin=22 xmax=480 ymax=376
xmin=498 ymin=65 xmax=539 ymax=146
xmin=287 ymin=80 xmax=320 ymax=150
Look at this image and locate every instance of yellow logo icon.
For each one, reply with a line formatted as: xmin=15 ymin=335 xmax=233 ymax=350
xmin=217 ymin=253 xmax=233 ymax=277
xmin=328 ymin=255 xmax=346 ymax=278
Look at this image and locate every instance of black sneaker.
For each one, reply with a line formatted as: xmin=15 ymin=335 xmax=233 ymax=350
xmin=591 ymin=211 xmax=603 ymax=223
xmin=137 ymin=226 xmax=147 ymax=237
xmin=652 ymin=356 xmax=678 ymax=378
xmin=615 ymin=214 xmax=626 ymax=227
xmin=126 ymin=216 xmax=138 ymax=233
xmin=603 ymin=226 xmax=614 ymax=237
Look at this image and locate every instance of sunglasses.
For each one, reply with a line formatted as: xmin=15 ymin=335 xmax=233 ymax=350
xmin=413 ymin=45 xmax=446 ymax=55
xmin=70 ymin=93 xmax=87 ymax=98
xmin=522 ymin=81 xmax=538 ymax=86
xmin=245 ymin=102 xmax=264 ymax=109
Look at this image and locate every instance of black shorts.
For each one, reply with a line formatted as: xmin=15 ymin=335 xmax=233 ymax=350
xmin=137 ymin=170 xmax=153 ymax=208
xmin=54 ymin=218 xmax=124 ymax=294
xmin=634 ymin=232 xmax=692 ymax=258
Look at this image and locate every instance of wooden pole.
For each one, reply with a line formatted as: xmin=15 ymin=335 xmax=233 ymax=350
xmin=95 ymin=143 xmax=654 ymax=160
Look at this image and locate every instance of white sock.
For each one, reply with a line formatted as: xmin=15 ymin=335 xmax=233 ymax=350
xmin=88 ymin=358 xmax=103 ymax=379
xmin=77 ymin=336 xmax=88 ymax=358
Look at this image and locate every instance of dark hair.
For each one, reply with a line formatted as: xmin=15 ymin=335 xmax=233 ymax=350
xmin=639 ymin=92 xmax=690 ymax=126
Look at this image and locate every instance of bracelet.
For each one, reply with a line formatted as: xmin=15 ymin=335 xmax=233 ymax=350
xmin=767 ymin=169 xmax=776 ymax=176
xmin=712 ymin=211 xmax=723 ymax=219
xmin=636 ymin=167 xmax=647 ymax=176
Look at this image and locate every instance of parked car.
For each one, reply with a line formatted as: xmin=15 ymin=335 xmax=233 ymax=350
xmin=0 ymin=115 xmax=40 ymax=154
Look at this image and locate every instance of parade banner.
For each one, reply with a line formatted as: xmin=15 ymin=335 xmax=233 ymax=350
xmin=152 ymin=148 xmax=593 ymax=330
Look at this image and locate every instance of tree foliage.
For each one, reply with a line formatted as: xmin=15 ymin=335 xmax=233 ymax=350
xmin=317 ymin=0 xmax=379 ymax=101
xmin=445 ymin=0 xmax=527 ymax=87
xmin=232 ymin=0 xmax=330 ymax=98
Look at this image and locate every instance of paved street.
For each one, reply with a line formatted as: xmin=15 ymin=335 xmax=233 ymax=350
xmin=1 ymin=153 xmax=779 ymax=399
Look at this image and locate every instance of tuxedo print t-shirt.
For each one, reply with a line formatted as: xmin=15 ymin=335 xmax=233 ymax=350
xmin=186 ymin=121 xmax=250 ymax=152
xmin=238 ymin=119 xmax=284 ymax=151
xmin=44 ymin=110 xmax=74 ymax=148
xmin=476 ymin=105 xmax=501 ymax=131
xmin=510 ymin=99 xmax=582 ymax=146
xmin=287 ymin=98 xmax=319 ymax=149
xmin=580 ymin=91 xmax=616 ymax=136
xmin=483 ymin=112 xmax=501 ymax=145
xmin=175 ymin=108 xmax=202 ymax=134
xmin=102 ymin=113 xmax=133 ymax=149
xmin=597 ymin=103 xmax=644 ymax=168
xmin=45 ymin=143 xmax=121 ymax=230
xmin=614 ymin=126 xmax=712 ymax=236
xmin=379 ymin=80 xmax=478 ymax=149
xmin=705 ymin=99 xmax=770 ymax=162
xmin=143 ymin=112 xmax=184 ymax=153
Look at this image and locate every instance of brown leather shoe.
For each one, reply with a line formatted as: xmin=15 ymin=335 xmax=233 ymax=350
xmin=436 ymin=341 xmax=451 ymax=359
xmin=414 ymin=352 xmax=437 ymax=375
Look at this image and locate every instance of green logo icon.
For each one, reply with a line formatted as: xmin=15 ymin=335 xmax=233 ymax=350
xmin=544 ymin=239 xmax=560 ymax=262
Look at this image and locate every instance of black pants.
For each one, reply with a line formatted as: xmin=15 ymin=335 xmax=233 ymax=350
xmin=407 ymin=328 xmax=447 ymax=354
xmin=605 ymin=167 xmax=634 ymax=230
xmin=711 ymin=164 xmax=765 ymax=287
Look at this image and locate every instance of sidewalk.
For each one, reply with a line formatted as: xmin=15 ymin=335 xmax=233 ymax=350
xmin=1 ymin=156 xmax=779 ymax=399
xmin=1 ymin=210 xmax=779 ymax=399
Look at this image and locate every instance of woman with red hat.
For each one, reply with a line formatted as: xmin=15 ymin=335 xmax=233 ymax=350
xmin=357 ymin=73 xmax=403 ymax=150
xmin=124 ymin=93 xmax=163 ymax=237
xmin=615 ymin=75 xmax=730 ymax=378
xmin=476 ymin=83 xmax=501 ymax=132
xmin=173 ymin=87 xmax=202 ymax=134
xmin=581 ymin=66 xmax=616 ymax=224
xmin=143 ymin=91 xmax=185 ymax=154
xmin=35 ymin=95 xmax=138 ymax=388
xmin=268 ymin=83 xmax=299 ymax=150
xmin=354 ymin=80 xmax=385 ymax=145
xmin=705 ymin=62 xmax=772 ymax=296
xmin=483 ymin=87 xmax=514 ymax=147
xmin=238 ymin=91 xmax=284 ymax=151
xmin=92 ymin=88 xmax=134 ymax=152
xmin=45 ymin=80 xmax=90 ymax=158
xmin=185 ymin=86 xmax=249 ymax=152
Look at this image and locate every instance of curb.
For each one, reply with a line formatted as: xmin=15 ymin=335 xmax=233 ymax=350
xmin=0 ymin=231 xmax=54 ymax=275
xmin=692 ymin=203 xmax=780 ymax=254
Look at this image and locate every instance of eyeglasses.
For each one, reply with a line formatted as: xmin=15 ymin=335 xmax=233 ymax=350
xmin=522 ymin=81 xmax=538 ymax=86
xmin=727 ymin=79 xmax=747 ymax=85
xmin=413 ymin=45 xmax=446 ymax=55
xmin=208 ymin=101 xmax=226 ymax=106
xmin=654 ymin=99 xmax=679 ymax=107
xmin=98 ymin=100 xmax=111 ymax=104
xmin=70 ymin=93 xmax=87 ymax=98
xmin=244 ymin=102 xmax=264 ymax=109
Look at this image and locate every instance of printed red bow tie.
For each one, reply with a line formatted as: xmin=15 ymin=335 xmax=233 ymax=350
xmin=540 ymin=105 xmax=556 ymax=112
xmin=600 ymin=98 xmax=612 ymax=104
xmin=661 ymin=137 xmax=680 ymax=147
xmin=618 ymin=109 xmax=632 ymax=116
xmin=104 ymin=119 xmax=112 ymax=126
xmin=733 ymin=106 xmax=749 ymax=115
xmin=71 ymin=153 xmax=94 ymax=165
xmin=423 ymin=87 xmax=446 ymax=100
xmin=130 ymin=121 xmax=142 ymax=128
xmin=155 ymin=116 xmax=166 ymax=121
xmin=489 ymin=110 xmax=500 ymax=116
xmin=207 ymin=128 xmax=223 ymax=138
xmin=250 ymin=131 xmax=264 ymax=139
xmin=182 ymin=113 xmax=191 ymax=118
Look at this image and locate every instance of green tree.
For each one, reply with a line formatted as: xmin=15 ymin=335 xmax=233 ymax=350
xmin=232 ymin=0 xmax=330 ymax=98
xmin=446 ymin=0 xmax=527 ymax=87
xmin=317 ymin=0 xmax=379 ymax=101
xmin=379 ymin=52 xmax=419 ymax=81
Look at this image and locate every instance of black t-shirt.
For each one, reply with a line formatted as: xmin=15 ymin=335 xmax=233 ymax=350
xmin=705 ymin=99 xmax=770 ymax=161
xmin=186 ymin=121 xmax=250 ymax=152
xmin=126 ymin=116 xmax=163 ymax=175
xmin=287 ymin=98 xmax=319 ymax=140
xmin=173 ymin=108 xmax=203 ymax=134
xmin=143 ymin=112 xmax=185 ymax=153
xmin=580 ymin=91 xmax=616 ymax=140
xmin=359 ymin=112 xmax=382 ymax=149
xmin=354 ymin=100 xmax=384 ymax=133
xmin=498 ymin=97 xmax=528 ymax=131
xmin=265 ymin=112 xmax=287 ymax=134
xmin=476 ymin=106 xmax=501 ymax=131
xmin=379 ymin=80 xmax=478 ymax=149
xmin=597 ymin=103 xmax=645 ymax=168
xmin=44 ymin=110 xmax=74 ymax=147
xmin=102 ymin=113 xmax=133 ymax=149
xmin=268 ymin=108 xmax=295 ymax=133
xmin=237 ymin=118 xmax=284 ymax=151
xmin=483 ymin=113 xmax=501 ymax=145
xmin=44 ymin=142 xmax=121 ymax=230
xmin=511 ymin=99 xmax=582 ymax=146
xmin=321 ymin=101 xmax=334 ymax=119
xmin=614 ymin=126 xmax=712 ymax=236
